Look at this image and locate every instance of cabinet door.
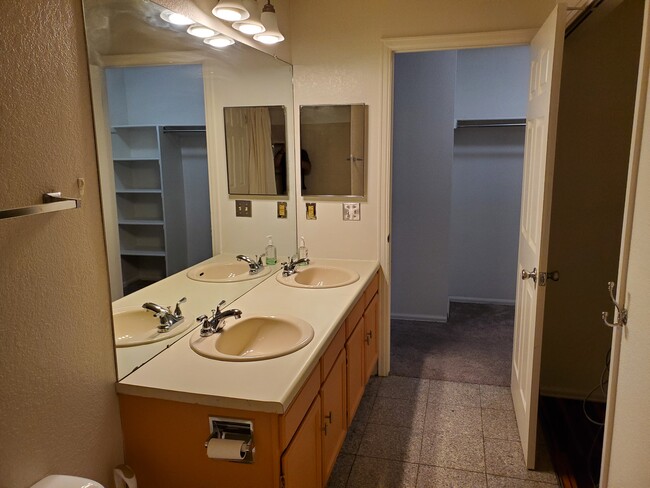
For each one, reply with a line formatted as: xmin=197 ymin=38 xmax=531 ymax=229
xmin=282 ymin=395 xmax=322 ymax=488
xmin=321 ymin=351 xmax=347 ymax=486
xmin=346 ymin=318 xmax=365 ymax=426
xmin=364 ymin=294 xmax=379 ymax=382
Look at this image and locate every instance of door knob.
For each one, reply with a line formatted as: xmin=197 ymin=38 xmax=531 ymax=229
xmin=521 ymin=267 xmax=537 ymax=284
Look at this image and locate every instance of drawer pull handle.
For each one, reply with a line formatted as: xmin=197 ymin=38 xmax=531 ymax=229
xmin=325 ymin=411 xmax=333 ymax=423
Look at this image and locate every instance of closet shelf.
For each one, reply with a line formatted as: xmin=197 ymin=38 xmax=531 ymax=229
xmin=115 ymin=189 xmax=162 ymax=194
xmin=113 ymin=157 xmax=160 ymax=162
xmin=455 ymin=118 xmax=526 ymax=129
xmin=118 ymin=219 xmax=165 ymax=226
xmin=120 ymin=249 xmax=166 ymax=257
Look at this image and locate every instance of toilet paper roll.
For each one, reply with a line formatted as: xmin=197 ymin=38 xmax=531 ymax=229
xmin=206 ymin=438 xmax=247 ymax=460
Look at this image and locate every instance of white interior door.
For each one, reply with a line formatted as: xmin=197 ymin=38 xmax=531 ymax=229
xmin=511 ymin=4 xmax=566 ymax=469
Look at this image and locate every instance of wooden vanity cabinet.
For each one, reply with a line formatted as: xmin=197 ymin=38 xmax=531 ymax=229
xmin=119 ymin=271 xmax=380 ymax=488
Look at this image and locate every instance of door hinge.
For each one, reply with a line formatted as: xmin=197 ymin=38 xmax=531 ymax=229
xmin=538 ymin=270 xmax=560 ymax=287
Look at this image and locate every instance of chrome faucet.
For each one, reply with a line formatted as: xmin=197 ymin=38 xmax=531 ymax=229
xmin=197 ymin=300 xmax=242 ymax=337
xmin=142 ymin=297 xmax=186 ymax=333
xmin=281 ymin=257 xmax=310 ymax=276
xmin=236 ymin=254 xmax=265 ymax=274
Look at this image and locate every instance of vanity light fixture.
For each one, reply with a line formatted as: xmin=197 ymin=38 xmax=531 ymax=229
xmin=212 ymin=0 xmax=250 ymax=22
xmin=187 ymin=24 xmax=217 ymax=38
xmin=232 ymin=0 xmax=265 ymax=35
xmin=253 ymin=1 xmax=284 ymax=44
xmin=204 ymin=35 xmax=235 ymax=48
xmin=160 ymin=9 xmax=194 ymax=26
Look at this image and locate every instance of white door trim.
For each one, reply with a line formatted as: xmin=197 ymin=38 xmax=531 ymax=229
xmin=378 ymin=28 xmax=537 ymax=377
xmin=600 ymin=1 xmax=650 ymax=485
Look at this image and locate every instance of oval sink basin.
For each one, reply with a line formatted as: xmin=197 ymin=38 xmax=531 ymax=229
xmin=190 ymin=315 xmax=314 ymax=361
xmin=276 ymin=265 xmax=360 ymax=289
xmin=113 ymin=307 xmax=191 ymax=347
xmin=187 ymin=261 xmax=271 ymax=283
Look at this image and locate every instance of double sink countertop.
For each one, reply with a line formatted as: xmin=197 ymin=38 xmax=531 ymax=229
xmin=115 ymin=257 xmax=380 ymax=414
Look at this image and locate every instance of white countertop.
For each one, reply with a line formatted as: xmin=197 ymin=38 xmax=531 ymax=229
xmin=114 ymin=253 xmax=280 ymax=379
xmin=116 ymin=258 xmax=379 ymax=414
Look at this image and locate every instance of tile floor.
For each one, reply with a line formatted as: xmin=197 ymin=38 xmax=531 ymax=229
xmin=328 ymin=375 xmax=559 ymax=488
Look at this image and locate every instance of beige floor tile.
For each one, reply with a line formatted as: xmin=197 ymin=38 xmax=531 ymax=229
xmin=479 ymin=385 xmax=514 ymax=410
xmin=369 ymin=396 xmax=427 ymax=431
xmin=482 ymin=408 xmax=520 ymax=441
xmin=416 ymin=465 xmax=487 ymax=487
xmin=342 ymin=417 xmax=367 ymax=454
xmin=378 ymin=375 xmax=430 ymax=400
xmin=327 ymin=453 xmax=355 ymax=488
xmin=484 ymin=439 xmax=557 ymax=484
xmin=424 ymin=402 xmax=482 ymax=436
xmin=420 ymin=431 xmax=486 ymax=472
xmin=358 ymin=423 xmax=423 ymax=463
xmin=429 ymin=380 xmax=481 ymax=407
xmin=347 ymin=455 xmax=419 ymax=488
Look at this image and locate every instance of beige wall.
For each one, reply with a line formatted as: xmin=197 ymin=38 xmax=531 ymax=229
xmin=0 ymin=1 xmax=123 ymax=486
xmin=289 ymin=0 xmax=558 ymax=260
xmin=540 ymin=0 xmax=644 ymax=400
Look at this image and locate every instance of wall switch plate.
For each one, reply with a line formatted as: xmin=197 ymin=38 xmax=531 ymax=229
xmin=306 ymin=202 xmax=317 ymax=220
xmin=277 ymin=201 xmax=288 ymax=219
xmin=343 ymin=202 xmax=360 ymax=221
xmin=235 ymin=200 xmax=252 ymax=217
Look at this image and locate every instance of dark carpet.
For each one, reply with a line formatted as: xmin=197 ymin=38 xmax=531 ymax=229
xmin=390 ymin=302 xmax=514 ymax=386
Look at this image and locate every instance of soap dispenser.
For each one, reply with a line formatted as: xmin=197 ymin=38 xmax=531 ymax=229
xmin=265 ymin=235 xmax=277 ymax=265
xmin=298 ymin=236 xmax=309 ymax=265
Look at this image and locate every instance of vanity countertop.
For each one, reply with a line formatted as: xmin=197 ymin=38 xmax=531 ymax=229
xmin=116 ymin=258 xmax=380 ymax=414
xmin=113 ymin=253 xmax=280 ymax=379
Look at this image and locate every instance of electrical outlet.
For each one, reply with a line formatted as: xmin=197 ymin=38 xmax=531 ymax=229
xmin=235 ymin=200 xmax=252 ymax=217
xmin=277 ymin=201 xmax=288 ymax=219
xmin=306 ymin=202 xmax=317 ymax=220
xmin=343 ymin=202 xmax=360 ymax=221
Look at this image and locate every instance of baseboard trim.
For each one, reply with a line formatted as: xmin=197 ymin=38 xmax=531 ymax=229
xmin=540 ymin=386 xmax=607 ymax=403
xmin=449 ymin=296 xmax=516 ymax=306
xmin=391 ymin=312 xmax=448 ymax=323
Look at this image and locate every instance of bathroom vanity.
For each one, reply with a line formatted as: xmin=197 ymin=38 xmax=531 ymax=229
xmin=116 ymin=259 xmax=380 ymax=488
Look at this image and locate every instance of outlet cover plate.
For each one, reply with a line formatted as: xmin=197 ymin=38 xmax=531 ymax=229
xmin=343 ymin=202 xmax=360 ymax=221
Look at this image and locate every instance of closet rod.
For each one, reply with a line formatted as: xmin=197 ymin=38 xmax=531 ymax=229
xmin=455 ymin=118 xmax=526 ymax=129
xmin=162 ymin=125 xmax=206 ymax=133
xmin=0 ymin=192 xmax=81 ymax=221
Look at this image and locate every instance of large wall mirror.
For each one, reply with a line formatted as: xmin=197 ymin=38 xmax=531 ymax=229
xmin=299 ymin=104 xmax=367 ymax=198
xmin=82 ymin=0 xmax=297 ymax=379
xmin=224 ymin=106 xmax=288 ymax=195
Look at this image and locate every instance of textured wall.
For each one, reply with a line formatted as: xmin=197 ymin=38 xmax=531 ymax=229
xmin=0 ymin=1 xmax=123 ymax=486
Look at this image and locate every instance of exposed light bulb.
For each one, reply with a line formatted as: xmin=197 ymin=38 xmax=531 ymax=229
xmin=232 ymin=0 xmax=265 ymax=35
xmin=187 ymin=24 xmax=217 ymax=38
xmin=160 ymin=9 xmax=194 ymax=26
xmin=253 ymin=2 xmax=283 ymax=44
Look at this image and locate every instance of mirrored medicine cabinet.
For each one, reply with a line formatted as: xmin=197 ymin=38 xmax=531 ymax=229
xmin=82 ymin=0 xmax=297 ymax=379
xmin=299 ymin=104 xmax=367 ymax=198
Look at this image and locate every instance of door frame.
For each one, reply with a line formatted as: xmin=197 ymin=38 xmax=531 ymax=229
xmin=377 ymin=29 xmax=536 ymax=377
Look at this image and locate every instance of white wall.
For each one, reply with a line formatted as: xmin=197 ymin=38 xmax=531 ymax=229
xmin=391 ymin=51 xmax=457 ymax=321
xmin=0 ymin=1 xmax=123 ymax=485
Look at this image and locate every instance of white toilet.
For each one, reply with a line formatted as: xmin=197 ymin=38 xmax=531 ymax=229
xmin=31 ymin=475 xmax=105 ymax=488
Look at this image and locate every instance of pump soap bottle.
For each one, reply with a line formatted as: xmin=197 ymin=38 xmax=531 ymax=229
xmin=265 ymin=235 xmax=277 ymax=265
xmin=298 ymin=236 xmax=309 ymax=265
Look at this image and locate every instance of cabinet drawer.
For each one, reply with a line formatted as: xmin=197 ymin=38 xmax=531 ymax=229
xmin=345 ymin=297 xmax=365 ymax=339
xmin=321 ymin=323 xmax=346 ymax=381
xmin=280 ymin=366 xmax=321 ymax=451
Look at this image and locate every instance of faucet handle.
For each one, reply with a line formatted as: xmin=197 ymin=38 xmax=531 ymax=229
xmin=214 ymin=299 xmax=227 ymax=313
xmin=196 ymin=314 xmax=213 ymax=337
xmin=257 ymin=253 xmax=265 ymax=266
xmin=174 ymin=297 xmax=187 ymax=317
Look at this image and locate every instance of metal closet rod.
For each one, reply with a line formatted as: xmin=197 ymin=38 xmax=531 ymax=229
xmin=0 ymin=192 xmax=81 ymax=221
xmin=455 ymin=118 xmax=526 ymax=129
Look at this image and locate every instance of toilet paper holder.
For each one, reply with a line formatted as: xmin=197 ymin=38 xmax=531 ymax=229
xmin=206 ymin=416 xmax=254 ymax=464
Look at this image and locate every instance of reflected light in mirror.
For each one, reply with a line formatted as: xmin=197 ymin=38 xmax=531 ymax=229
xmin=204 ymin=35 xmax=235 ymax=48
xmin=212 ymin=0 xmax=250 ymax=22
xmin=187 ymin=24 xmax=216 ymax=38
xmin=160 ymin=9 xmax=194 ymax=26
